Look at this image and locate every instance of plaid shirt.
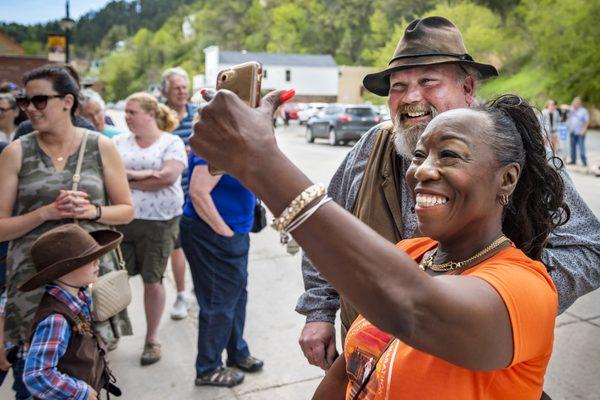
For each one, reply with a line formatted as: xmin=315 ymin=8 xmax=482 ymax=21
xmin=23 ymin=285 xmax=92 ymax=400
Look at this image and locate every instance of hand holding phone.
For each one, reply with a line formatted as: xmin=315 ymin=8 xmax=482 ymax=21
xmin=208 ymin=62 xmax=262 ymax=175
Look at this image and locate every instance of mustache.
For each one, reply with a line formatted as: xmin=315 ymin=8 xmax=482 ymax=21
xmin=396 ymin=103 xmax=438 ymax=119
xmin=391 ymin=103 xmax=437 ymax=159
xmin=397 ymin=103 xmax=435 ymax=115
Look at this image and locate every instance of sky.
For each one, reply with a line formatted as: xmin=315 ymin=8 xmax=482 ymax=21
xmin=0 ymin=0 xmax=123 ymax=25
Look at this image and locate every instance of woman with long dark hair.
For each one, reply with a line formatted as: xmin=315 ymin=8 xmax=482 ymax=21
xmin=0 ymin=66 xmax=134 ymax=398
xmin=191 ymin=92 xmax=569 ymax=399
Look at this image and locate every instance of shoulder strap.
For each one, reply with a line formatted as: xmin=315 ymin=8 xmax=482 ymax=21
xmin=72 ymin=131 xmax=89 ymax=192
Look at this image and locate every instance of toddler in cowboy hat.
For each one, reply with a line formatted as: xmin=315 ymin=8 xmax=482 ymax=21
xmin=19 ymin=224 xmax=123 ymax=400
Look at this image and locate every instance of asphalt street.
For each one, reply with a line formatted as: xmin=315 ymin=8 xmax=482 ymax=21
xmin=2 ymin=119 xmax=599 ymax=399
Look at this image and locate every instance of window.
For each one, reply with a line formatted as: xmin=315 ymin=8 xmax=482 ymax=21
xmin=285 ymin=69 xmax=291 ymax=82
xmin=263 ymin=69 xmax=267 ymax=79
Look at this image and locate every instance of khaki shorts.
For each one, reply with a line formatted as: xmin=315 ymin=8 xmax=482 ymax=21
xmin=116 ymin=216 xmax=180 ymax=284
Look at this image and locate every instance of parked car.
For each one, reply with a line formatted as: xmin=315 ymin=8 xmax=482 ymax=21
xmin=376 ymin=105 xmax=391 ymax=122
xmin=281 ymin=102 xmax=307 ymax=125
xmin=306 ymin=104 xmax=381 ymax=145
xmin=298 ymin=102 xmax=328 ymax=125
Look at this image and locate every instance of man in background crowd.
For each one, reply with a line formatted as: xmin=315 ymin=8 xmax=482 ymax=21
xmin=161 ymin=67 xmax=198 ymax=320
xmin=567 ymin=96 xmax=590 ymax=167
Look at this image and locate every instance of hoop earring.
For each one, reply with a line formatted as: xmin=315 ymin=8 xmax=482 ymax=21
xmin=499 ymin=194 xmax=509 ymax=206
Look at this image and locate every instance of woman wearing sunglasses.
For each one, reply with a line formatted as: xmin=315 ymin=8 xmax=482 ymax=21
xmin=0 ymin=94 xmax=21 ymax=143
xmin=0 ymin=66 xmax=135 ymax=397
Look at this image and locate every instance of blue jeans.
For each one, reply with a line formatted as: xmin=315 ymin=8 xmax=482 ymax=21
xmin=0 ymin=355 xmax=32 ymax=399
xmin=180 ymin=216 xmax=251 ymax=376
xmin=570 ymin=132 xmax=587 ymax=166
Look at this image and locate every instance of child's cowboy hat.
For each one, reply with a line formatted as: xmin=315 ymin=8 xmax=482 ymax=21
xmin=19 ymin=224 xmax=122 ymax=292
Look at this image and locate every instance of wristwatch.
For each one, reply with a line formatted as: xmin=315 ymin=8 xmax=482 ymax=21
xmin=90 ymin=204 xmax=102 ymax=221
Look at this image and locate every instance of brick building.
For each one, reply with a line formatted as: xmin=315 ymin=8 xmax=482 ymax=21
xmin=0 ymin=31 xmax=51 ymax=88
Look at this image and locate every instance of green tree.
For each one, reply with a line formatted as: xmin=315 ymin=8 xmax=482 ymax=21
xmin=267 ymin=3 xmax=309 ymax=53
xmin=519 ymin=0 xmax=600 ymax=103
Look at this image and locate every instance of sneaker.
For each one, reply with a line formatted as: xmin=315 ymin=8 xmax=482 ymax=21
xmin=170 ymin=295 xmax=190 ymax=320
xmin=140 ymin=342 xmax=161 ymax=366
xmin=227 ymin=355 xmax=264 ymax=372
xmin=195 ymin=367 xmax=244 ymax=388
xmin=106 ymin=337 xmax=119 ymax=352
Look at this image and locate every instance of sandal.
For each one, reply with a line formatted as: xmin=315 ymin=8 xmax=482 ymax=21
xmin=195 ymin=367 xmax=244 ymax=388
xmin=227 ymin=355 xmax=264 ymax=372
xmin=140 ymin=342 xmax=161 ymax=366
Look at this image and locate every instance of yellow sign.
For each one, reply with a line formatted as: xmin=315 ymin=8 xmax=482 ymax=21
xmin=47 ymin=34 xmax=66 ymax=62
xmin=48 ymin=34 xmax=66 ymax=48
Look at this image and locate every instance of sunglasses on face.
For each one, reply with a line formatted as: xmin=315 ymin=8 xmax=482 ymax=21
xmin=17 ymin=94 xmax=66 ymax=111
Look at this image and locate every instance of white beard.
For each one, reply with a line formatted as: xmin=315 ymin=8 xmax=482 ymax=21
xmin=391 ymin=105 xmax=438 ymax=158
xmin=392 ymin=118 xmax=428 ymax=158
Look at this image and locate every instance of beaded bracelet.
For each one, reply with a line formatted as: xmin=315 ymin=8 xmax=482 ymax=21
xmin=271 ymin=183 xmax=326 ymax=232
xmin=279 ymin=195 xmax=332 ymax=244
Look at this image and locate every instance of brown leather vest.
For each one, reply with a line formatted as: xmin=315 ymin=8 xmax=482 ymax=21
xmin=31 ymin=292 xmax=111 ymax=396
xmin=340 ymin=124 xmax=406 ymax=340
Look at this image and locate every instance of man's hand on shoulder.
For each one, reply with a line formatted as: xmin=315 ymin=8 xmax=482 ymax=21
xmin=299 ymin=321 xmax=338 ymax=370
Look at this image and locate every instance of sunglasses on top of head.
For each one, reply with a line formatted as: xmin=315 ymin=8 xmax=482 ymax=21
xmin=17 ymin=94 xmax=66 ymax=111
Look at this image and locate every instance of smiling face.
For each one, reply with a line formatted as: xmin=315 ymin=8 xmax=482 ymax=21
xmin=165 ymin=75 xmax=189 ymax=110
xmin=388 ymin=64 xmax=474 ymax=158
xmin=405 ymin=109 xmax=507 ymax=244
xmin=24 ymin=79 xmax=73 ymax=132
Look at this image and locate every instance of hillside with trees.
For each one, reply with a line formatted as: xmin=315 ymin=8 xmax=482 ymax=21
xmin=2 ymin=0 xmax=598 ymax=106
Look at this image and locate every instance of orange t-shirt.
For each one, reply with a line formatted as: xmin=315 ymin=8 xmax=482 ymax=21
xmin=344 ymin=237 xmax=557 ymax=400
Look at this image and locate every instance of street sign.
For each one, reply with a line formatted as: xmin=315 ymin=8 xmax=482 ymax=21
xmin=47 ymin=34 xmax=66 ymax=63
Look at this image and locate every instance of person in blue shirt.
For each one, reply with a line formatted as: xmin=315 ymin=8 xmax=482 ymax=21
xmin=161 ymin=67 xmax=199 ymax=320
xmin=179 ymin=151 xmax=263 ymax=388
xmin=566 ymin=96 xmax=590 ymax=167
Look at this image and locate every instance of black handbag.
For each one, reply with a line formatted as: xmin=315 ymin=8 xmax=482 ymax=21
xmin=251 ymin=199 xmax=267 ymax=233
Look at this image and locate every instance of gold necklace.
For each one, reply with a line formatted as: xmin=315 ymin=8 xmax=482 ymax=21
xmin=43 ymin=131 xmax=78 ymax=162
xmin=419 ymin=235 xmax=510 ymax=273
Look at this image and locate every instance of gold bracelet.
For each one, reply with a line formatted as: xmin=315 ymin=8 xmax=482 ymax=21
xmin=271 ymin=183 xmax=326 ymax=231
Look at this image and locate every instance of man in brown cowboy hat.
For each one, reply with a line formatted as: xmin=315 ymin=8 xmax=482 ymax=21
xmin=296 ymin=15 xmax=600 ymax=373
xmin=18 ymin=224 xmax=122 ymax=399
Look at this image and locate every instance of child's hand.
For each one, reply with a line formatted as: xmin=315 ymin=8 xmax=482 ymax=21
xmin=87 ymin=387 xmax=98 ymax=400
xmin=0 ymin=348 xmax=11 ymax=371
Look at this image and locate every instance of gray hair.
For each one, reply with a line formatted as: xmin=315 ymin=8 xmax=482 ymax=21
xmin=161 ymin=67 xmax=190 ymax=93
xmin=0 ymin=93 xmax=17 ymax=109
xmin=79 ymin=89 xmax=106 ymax=110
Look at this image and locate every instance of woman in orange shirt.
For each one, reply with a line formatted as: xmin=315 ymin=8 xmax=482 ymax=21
xmin=191 ymin=91 xmax=568 ymax=399
xmin=310 ymin=95 xmax=567 ymax=400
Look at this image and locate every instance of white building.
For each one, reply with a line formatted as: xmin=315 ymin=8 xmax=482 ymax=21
xmin=203 ymin=46 xmax=339 ymax=102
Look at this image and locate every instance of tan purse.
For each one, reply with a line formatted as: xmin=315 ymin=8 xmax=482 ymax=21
xmin=72 ymin=131 xmax=132 ymax=322
xmin=90 ymin=251 xmax=131 ymax=322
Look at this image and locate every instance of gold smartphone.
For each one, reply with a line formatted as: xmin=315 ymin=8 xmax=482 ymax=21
xmin=208 ymin=62 xmax=262 ymax=175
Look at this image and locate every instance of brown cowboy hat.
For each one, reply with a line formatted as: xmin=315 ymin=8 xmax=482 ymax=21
xmin=363 ymin=16 xmax=498 ymax=97
xmin=19 ymin=224 xmax=123 ymax=292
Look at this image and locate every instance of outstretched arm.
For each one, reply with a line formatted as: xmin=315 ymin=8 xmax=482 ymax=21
xmin=190 ymin=89 xmax=546 ymax=370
